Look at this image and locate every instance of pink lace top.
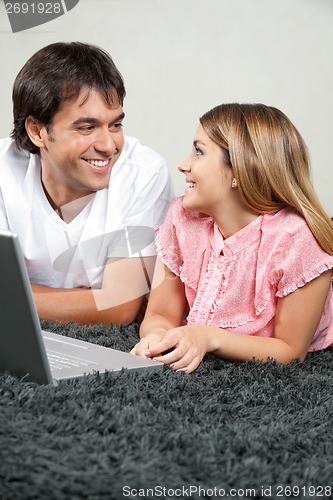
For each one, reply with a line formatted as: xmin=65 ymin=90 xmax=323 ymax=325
xmin=156 ymin=197 xmax=333 ymax=352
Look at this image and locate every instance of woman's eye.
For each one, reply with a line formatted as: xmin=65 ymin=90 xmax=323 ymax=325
xmin=195 ymin=147 xmax=203 ymax=156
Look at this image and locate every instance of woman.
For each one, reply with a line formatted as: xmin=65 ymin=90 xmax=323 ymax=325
xmin=132 ymin=103 xmax=333 ymax=372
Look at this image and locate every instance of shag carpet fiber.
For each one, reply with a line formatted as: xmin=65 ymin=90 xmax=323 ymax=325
xmin=0 ymin=321 xmax=332 ymax=500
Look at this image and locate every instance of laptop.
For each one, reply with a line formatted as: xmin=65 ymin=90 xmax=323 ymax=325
xmin=0 ymin=229 xmax=163 ymax=385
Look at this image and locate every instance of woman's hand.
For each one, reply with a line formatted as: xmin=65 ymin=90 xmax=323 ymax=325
xmin=144 ymin=325 xmax=210 ymax=373
xmin=131 ymin=332 xmax=165 ymax=357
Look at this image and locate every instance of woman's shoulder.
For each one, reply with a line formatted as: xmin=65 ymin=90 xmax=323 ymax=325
xmin=257 ymin=208 xmax=323 ymax=266
xmin=157 ymin=197 xmax=213 ymax=252
xmin=261 ymin=207 xmax=310 ymax=238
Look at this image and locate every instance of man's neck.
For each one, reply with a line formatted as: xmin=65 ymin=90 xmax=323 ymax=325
xmin=41 ymin=181 xmax=95 ymax=223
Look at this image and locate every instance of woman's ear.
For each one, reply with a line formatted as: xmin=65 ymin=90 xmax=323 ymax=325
xmin=25 ymin=116 xmax=46 ymax=149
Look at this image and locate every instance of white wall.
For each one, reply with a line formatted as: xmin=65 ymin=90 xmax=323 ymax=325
xmin=1 ymin=0 xmax=332 ymax=214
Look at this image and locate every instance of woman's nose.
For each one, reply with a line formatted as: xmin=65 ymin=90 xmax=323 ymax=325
xmin=178 ymin=158 xmax=191 ymax=173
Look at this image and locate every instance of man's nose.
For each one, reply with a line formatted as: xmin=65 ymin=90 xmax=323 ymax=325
xmin=94 ymin=129 xmax=119 ymax=155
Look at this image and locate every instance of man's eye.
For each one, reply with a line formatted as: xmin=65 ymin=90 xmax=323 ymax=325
xmin=79 ymin=126 xmax=94 ymax=132
xmin=111 ymin=122 xmax=123 ymax=130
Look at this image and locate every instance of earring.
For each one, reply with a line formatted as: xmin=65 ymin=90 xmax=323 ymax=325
xmin=231 ymin=178 xmax=237 ymax=188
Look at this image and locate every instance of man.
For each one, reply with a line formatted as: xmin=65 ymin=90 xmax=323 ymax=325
xmin=0 ymin=42 xmax=173 ymax=325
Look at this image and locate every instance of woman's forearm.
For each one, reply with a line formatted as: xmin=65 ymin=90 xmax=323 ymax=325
xmin=139 ymin=313 xmax=178 ymax=339
xmin=205 ymin=326 xmax=306 ymax=364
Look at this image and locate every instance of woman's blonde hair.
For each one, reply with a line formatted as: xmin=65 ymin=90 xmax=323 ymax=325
xmin=200 ymin=103 xmax=333 ymax=255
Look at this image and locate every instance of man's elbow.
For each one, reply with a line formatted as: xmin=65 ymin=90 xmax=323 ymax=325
xmin=104 ymin=297 xmax=147 ymax=326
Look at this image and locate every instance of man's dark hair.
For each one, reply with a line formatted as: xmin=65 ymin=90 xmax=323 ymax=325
xmin=11 ymin=41 xmax=126 ymax=155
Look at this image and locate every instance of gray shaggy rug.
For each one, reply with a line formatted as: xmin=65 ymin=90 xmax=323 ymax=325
xmin=0 ymin=321 xmax=332 ymax=500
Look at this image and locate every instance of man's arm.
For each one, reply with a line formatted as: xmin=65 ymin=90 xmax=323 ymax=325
xmin=32 ymin=256 xmax=156 ymax=326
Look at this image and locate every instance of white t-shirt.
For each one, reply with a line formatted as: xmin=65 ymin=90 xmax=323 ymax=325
xmin=0 ymin=136 xmax=174 ymax=289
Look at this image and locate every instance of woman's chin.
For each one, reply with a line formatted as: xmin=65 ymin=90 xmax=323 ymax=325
xmin=182 ymin=196 xmax=200 ymax=212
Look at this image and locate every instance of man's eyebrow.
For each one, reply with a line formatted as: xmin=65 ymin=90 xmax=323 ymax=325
xmin=113 ymin=112 xmax=125 ymax=123
xmin=72 ymin=112 xmax=125 ymax=126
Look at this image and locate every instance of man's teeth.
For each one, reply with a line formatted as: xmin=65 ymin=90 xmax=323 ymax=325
xmin=89 ymin=160 xmax=109 ymax=167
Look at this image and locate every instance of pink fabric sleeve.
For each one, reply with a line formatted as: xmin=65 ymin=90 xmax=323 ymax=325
xmin=275 ymin=224 xmax=333 ymax=298
xmin=155 ymin=198 xmax=184 ymax=277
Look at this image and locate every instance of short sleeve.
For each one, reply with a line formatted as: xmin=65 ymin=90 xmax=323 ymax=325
xmin=105 ymin=137 xmax=174 ymax=259
xmin=155 ymin=198 xmax=185 ymax=276
xmin=0 ymin=187 xmax=9 ymax=230
xmin=275 ymin=223 xmax=333 ymax=297
xmin=123 ymin=159 xmax=173 ymax=229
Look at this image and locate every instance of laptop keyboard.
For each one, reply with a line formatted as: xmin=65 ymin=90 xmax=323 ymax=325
xmin=47 ymin=351 xmax=98 ymax=370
